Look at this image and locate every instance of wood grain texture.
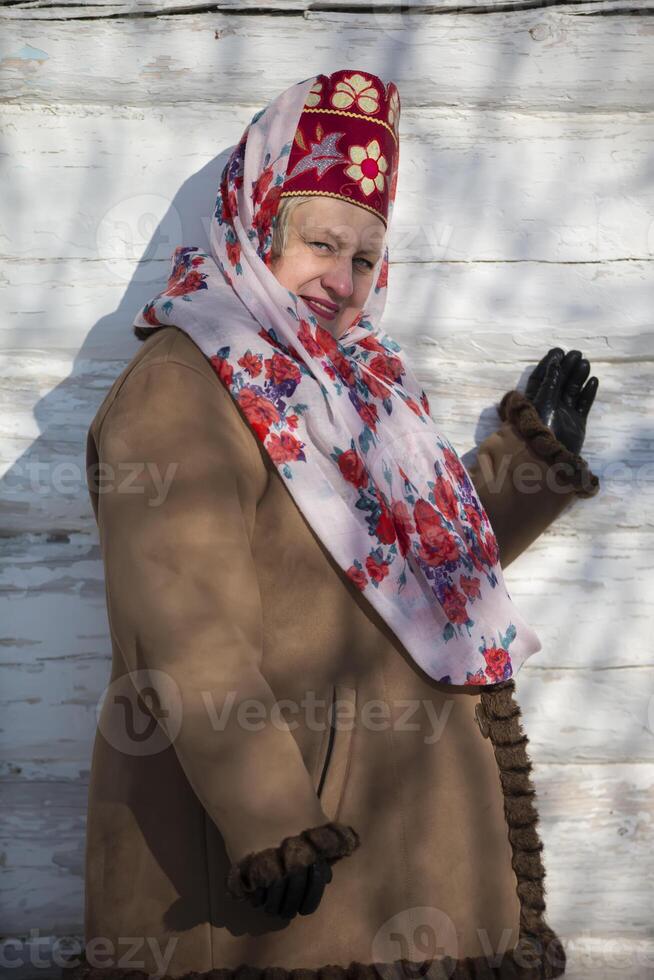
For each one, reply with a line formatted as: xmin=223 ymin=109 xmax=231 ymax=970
xmin=0 ymin=10 xmax=653 ymax=108
xmin=4 ymin=0 xmax=654 ymax=15
xmin=3 ymin=103 xmax=654 ymax=264
xmin=0 ymin=0 xmax=652 ymax=964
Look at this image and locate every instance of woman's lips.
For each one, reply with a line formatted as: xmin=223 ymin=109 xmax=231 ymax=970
xmin=301 ymin=296 xmax=338 ymax=321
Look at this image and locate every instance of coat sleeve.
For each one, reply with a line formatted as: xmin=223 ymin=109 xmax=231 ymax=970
xmin=462 ymin=389 xmax=600 ymax=569
xmin=86 ymin=358 xmax=359 ymax=879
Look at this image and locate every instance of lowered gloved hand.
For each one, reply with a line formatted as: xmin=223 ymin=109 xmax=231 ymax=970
xmin=247 ymin=856 xmax=333 ymax=919
xmin=525 ymin=348 xmax=599 ymax=456
xmin=226 ymin=822 xmax=360 ymax=920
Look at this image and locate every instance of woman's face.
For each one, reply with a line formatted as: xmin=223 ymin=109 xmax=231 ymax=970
xmin=270 ymin=197 xmax=386 ymax=340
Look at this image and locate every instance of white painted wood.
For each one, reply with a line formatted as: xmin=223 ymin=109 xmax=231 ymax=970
xmin=3 ymin=104 xmax=654 ymax=263
xmin=1 ymin=0 xmax=652 ymax=951
xmin=538 ymin=762 xmax=654 ymax=942
xmin=5 ymin=0 xmax=654 ymax=14
xmin=0 ymin=10 xmax=653 ymax=109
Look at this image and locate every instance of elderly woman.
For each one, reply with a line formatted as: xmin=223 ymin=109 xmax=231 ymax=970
xmin=77 ymin=70 xmax=599 ymax=980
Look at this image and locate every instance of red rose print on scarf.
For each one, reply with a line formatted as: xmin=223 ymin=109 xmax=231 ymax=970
xmin=464 ymin=669 xmax=488 ymax=686
xmin=460 ymin=575 xmax=482 ymax=600
xmin=360 ymin=368 xmax=392 ymax=401
xmin=392 ymin=500 xmax=414 ymax=558
xmin=433 ymin=475 xmax=459 ymax=523
xmin=332 ymin=351 xmax=357 ymax=387
xmin=464 ymin=503 xmax=483 ymax=536
xmin=442 ymin=585 xmax=469 ymax=625
xmin=420 ymin=389 xmax=431 ymax=416
xmin=404 ymin=397 xmax=424 ymax=418
xmin=265 ymin=352 xmax=302 ymax=389
xmin=374 ymin=492 xmax=397 ymax=545
xmin=346 ymin=564 xmax=368 ymax=591
xmin=479 ymin=530 xmax=500 ymax=567
xmin=358 ymin=336 xmax=388 ymax=355
xmin=366 ymin=551 xmax=390 ymax=584
xmin=369 ymin=352 xmax=403 ymax=384
xmin=337 ymin=449 xmax=369 ymax=489
xmin=483 ymin=645 xmax=512 ymax=682
xmin=253 ymin=183 xmax=283 ymax=258
xmin=164 ymin=248 xmax=208 ymax=298
xmin=238 ymin=351 xmax=263 ymax=377
xmin=237 ymin=387 xmax=281 ymax=440
xmin=210 ymin=353 xmax=233 ymax=387
xmin=443 ymin=446 xmax=466 ymax=484
xmin=266 ymin=430 xmax=305 ymax=465
xmin=359 ymin=401 xmax=380 ymax=432
xmin=414 ymin=499 xmax=460 ymax=567
xmin=226 ymin=236 xmax=241 ymax=270
xmin=253 ymin=167 xmax=274 ymax=207
xmin=297 ymin=319 xmax=324 ymax=358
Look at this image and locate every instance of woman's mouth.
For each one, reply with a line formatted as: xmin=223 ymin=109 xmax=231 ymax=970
xmin=301 ymin=296 xmax=338 ymax=321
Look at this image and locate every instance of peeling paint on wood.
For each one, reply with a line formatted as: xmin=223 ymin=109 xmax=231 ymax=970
xmin=0 ymin=11 xmax=653 ymax=108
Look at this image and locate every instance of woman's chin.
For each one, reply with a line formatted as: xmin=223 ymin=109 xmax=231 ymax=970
xmin=313 ymin=313 xmax=342 ymax=338
xmin=308 ymin=306 xmax=358 ymax=341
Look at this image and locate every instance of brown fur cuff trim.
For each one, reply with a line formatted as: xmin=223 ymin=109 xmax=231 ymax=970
xmin=225 ymin=821 xmax=361 ymax=902
xmin=498 ymin=388 xmax=600 ymax=498
xmin=479 ymin=680 xmax=566 ymax=977
xmin=60 ymin=928 xmax=565 ymax=980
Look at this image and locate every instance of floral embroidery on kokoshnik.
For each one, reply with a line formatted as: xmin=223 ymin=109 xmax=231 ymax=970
xmin=332 ymin=72 xmax=381 ymax=114
xmin=132 ymin=69 xmax=542 ymax=686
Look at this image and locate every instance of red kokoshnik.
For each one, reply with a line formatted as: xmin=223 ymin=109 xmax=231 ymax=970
xmin=280 ymin=70 xmax=400 ymax=227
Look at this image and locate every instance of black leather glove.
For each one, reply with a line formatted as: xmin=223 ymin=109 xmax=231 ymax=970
xmin=247 ymin=856 xmax=333 ymax=918
xmin=524 ymin=348 xmax=599 ymax=456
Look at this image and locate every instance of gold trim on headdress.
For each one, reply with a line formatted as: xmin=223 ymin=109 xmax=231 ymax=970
xmin=301 ymin=107 xmax=398 ymax=145
xmin=278 ymin=189 xmax=389 ymax=228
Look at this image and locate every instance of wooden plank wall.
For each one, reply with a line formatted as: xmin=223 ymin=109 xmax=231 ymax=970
xmin=1 ymin=1 xmax=653 ymax=976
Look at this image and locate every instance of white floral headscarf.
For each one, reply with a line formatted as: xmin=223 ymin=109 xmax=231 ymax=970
xmin=132 ymin=70 xmax=541 ymax=686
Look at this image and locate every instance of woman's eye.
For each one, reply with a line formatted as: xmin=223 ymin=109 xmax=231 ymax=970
xmin=309 ymin=241 xmax=373 ymax=270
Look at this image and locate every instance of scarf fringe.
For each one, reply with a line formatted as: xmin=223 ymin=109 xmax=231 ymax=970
xmin=497 ymin=390 xmax=599 ymax=499
xmin=61 ymin=681 xmax=565 ymax=980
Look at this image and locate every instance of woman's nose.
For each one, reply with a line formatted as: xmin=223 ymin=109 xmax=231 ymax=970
xmin=322 ymin=257 xmax=354 ymax=299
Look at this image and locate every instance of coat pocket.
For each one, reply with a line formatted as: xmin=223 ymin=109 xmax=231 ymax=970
xmin=315 ymin=685 xmax=357 ymax=822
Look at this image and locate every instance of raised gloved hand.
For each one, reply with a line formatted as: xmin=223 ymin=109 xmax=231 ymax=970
xmin=524 ymin=348 xmax=599 ymax=456
xmin=247 ymin=856 xmax=333 ymax=918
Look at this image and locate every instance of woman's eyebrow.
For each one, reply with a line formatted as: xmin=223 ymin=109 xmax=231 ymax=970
xmin=319 ymin=229 xmax=382 ymax=256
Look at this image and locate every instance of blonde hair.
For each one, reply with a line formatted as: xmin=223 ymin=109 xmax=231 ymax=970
xmin=271 ymin=195 xmax=315 ymax=260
